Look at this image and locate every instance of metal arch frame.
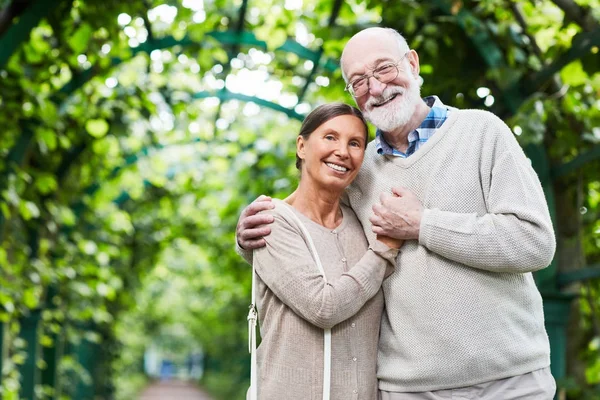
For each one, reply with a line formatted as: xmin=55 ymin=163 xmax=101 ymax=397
xmin=0 ymin=0 xmax=596 ymax=257
xmin=56 ymin=30 xmax=339 ymax=104
xmin=0 ymin=25 xmax=337 ymax=240
xmin=72 ymin=88 xmax=302 ymax=215
xmin=0 ymin=0 xmax=597 ymax=267
xmin=38 ymin=0 xmax=344 ymax=227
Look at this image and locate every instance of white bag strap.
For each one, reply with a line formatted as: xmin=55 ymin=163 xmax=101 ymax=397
xmin=248 ymin=259 xmax=258 ymax=400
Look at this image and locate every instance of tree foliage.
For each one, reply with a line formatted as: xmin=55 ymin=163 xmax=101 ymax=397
xmin=0 ymin=0 xmax=598 ymax=399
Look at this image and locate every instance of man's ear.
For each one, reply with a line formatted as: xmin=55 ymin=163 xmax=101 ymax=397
xmin=407 ymin=49 xmax=420 ymax=79
xmin=297 ymin=136 xmax=306 ymax=160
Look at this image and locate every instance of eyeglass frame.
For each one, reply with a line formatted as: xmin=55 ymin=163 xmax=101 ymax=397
xmin=344 ymin=51 xmax=411 ymax=98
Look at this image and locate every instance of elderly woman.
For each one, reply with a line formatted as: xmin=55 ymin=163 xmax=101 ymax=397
xmin=245 ymin=103 xmax=400 ymax=400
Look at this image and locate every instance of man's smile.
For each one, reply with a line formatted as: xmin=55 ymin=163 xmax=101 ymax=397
xmin=372 ymin=93 xmax=400 ymax=108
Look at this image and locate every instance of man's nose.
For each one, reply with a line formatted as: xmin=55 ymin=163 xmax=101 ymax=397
xmin=368 ymin=77 xmax=386 ymax=96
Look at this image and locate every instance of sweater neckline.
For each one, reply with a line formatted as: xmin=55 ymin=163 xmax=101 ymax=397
xmin=384 ymin=109 xmax=460 ymax=168
xmin=274 ymin=198 xmax=349 ymax=234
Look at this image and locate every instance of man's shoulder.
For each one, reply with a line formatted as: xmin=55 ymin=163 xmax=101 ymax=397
xmin=450 ymin=108 xmax=510 ymax=138
xmin=453 ymin=108 xmax=502 ymax=122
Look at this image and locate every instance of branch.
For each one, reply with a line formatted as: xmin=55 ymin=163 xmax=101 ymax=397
xmin=509 ymin=0 xmax=562 ymax=94
xmin=510 ymin=1 xmax=543 ymax=58
xmin=549 ymin=0 xmax=599 ymax=32
xmin=0 ymin=0 xmax=32 ymax=37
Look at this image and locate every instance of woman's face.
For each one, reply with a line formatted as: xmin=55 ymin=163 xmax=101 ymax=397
xmin=297 ymin=115 xmax=367 ymax=191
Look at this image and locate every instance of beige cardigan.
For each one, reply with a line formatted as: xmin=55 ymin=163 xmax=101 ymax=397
xmin=252 ymin=201 xmax=397 ymax=400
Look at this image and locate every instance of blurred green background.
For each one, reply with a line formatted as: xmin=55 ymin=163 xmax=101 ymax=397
xmin=0 ymin=0 xmax=598 ymax=399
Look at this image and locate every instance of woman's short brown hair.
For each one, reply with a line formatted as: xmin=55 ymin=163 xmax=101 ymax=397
xmin=296 ymin=103 xmax=368 ymax=170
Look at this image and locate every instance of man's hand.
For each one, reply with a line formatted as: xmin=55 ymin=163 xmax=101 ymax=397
xmin=370 ymin=187 xmax=424 ymax=240
xmin=236 ymin=195 xmax=275 ymax=249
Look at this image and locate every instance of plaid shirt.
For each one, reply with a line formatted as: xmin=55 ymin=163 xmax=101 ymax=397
xmin=375 ymin=96 xmax=450 ymax=158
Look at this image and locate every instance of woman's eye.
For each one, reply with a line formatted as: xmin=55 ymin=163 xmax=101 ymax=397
xmin=325 ymin=135 xmax=335 ymax=140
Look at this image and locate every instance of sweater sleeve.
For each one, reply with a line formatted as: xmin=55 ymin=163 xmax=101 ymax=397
xmin=235 ymin=236 xmax=253 ymax=265
xmin=418 ymin=115 xmax=556 ymax=273
xmin=254 ymin=212 xmax=397 ymax=329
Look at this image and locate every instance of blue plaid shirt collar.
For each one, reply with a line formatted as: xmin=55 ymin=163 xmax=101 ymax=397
xmin=375 ymin=95 xmax=449 ymax=158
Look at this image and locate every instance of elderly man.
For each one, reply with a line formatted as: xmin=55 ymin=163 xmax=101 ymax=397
xmin=237 ymin=27 xmax=556 ymax=399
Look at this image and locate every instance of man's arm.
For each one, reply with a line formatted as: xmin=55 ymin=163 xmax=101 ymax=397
xmin=371 ymin=128 xmax=555 ymax=274
xmin=235 ymin=195 xmax=274 ymax=264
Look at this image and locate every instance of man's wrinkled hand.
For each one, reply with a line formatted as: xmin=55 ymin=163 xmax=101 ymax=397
xmin=236 ymin=195 xmax=275 ymax=249
xmin=369 ymin=187 xmax=424 ymax=240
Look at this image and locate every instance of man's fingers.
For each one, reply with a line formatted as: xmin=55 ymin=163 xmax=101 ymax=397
xmin=369 ymin=215 xmax=377 ymax=225
xmin=239 ymin=238 xmax=268 ymax=250
xmin=391 ymin=186 xmax=409 ymax=197
xmin=372 ymin=225 xmax=384 ymax=235
xmin=370 ymin=212 xmax=384 ymax=226
xmin=239 ymin=226 xmax=272 ymax=241
xmin=380 ymin=191 xmax=392 ymax=203
xmin=372 ymin=203 xmax=386 ymax=216
xmin=256 ymin=195 xmax=272 ymax=202
xmin=241 ymin=214 xmax=274 ymax=230
xmin=243 ymin=198 xmax=275 ymax=217
xmin=370 ymin=213 xmax=386 ymax=230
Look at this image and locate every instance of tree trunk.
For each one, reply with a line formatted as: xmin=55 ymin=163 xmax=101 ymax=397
xmin=554 ymin=175 xmax=588 ymax=391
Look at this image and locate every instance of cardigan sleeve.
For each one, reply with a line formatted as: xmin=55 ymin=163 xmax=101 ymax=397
xmin=254 ymin=211 xmax=397 ymax=329
xmin=235 ymin=236 xmax=253 ymax=265
xmin=418 ymin=114 xmax=556 ymax=273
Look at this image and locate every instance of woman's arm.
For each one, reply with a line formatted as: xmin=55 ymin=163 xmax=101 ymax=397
xmin=254 ymin=212 xmax=398 ymax=329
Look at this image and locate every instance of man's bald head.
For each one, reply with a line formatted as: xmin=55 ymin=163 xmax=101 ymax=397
xmin=341 ymin=28 xmax=410 ymax=82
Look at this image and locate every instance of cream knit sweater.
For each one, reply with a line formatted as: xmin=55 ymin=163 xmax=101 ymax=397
xmin=346 ymin=108 xmax=555 ymax=392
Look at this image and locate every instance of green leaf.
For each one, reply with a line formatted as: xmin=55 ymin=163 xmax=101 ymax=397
xmin=264 ymin=29 xmax=287 ymax=50
xmin=35 ymin=174 xmax=57 ymax=195
xmin=39 ymin=99 xmax=58 ymax=125
xmin=23 ymin=288 xmax=39 ymax=309
xmin=85 ymin=119 xmax=110 ymax=138
xmin=68 ymin=23 xmax=93 ymax=54
xmin=36 ymin=128 xmax=57 ymax=151
xmin=561 ymin=60 xmax=588 ymax=86
xmin=58 ymin=206 xmax=76 ymax=226
xmin=19 ymin=201 xmax=40 ymax=220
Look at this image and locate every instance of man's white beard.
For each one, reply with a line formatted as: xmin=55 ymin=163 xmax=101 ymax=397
xmin=363 ymin=77 xmax=422 ymax=133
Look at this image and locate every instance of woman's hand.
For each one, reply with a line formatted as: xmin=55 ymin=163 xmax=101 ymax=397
xmin=376 ymin=234 xmax=404 ymax=249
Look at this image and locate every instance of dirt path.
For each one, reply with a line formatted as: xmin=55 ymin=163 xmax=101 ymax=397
xmin=138 ymin=380 xmax=214 ymax=400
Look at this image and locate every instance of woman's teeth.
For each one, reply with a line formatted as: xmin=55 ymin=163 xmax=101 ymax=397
xmin=326 ymin=163 xmax=348 ymax=172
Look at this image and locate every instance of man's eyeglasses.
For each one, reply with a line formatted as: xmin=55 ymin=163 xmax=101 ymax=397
xmin=344 ymin=52 xmax=410 ymax=98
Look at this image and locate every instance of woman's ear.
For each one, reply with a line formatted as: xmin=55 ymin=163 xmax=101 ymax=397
xmin=297 ymin=136 xmax=306 ymax=160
